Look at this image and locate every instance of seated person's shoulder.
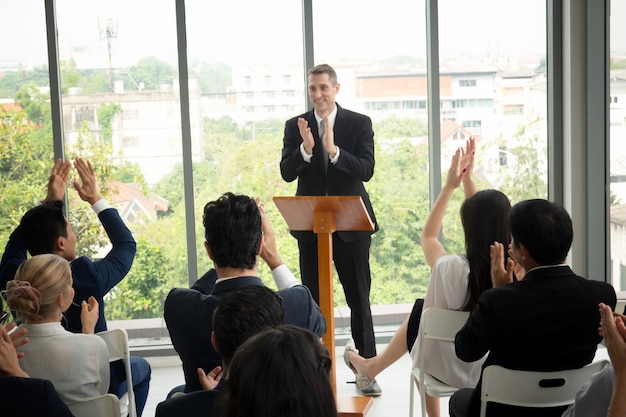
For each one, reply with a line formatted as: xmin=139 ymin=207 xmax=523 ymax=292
xmin=156 ymin=389 xmax=221 ymax=417
xmin=164 ymin=287 xmax=210 ymax=315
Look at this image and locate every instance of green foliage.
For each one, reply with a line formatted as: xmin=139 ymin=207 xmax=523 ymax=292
xmin=129 ymin=57 xmax=177 ymax=90
xmin=105 ymin=238 xmax=173 ymax=319
xmin=60 ymin=58 xmax=81 ymax=93
xmin=97 ymin=103 xmax=121 ymax=144
xmin=373 ymin=116 xmax=428 ymax=139
xmin=0 ymin=109 xmax=54 ymax=240
xmin=498 ymin=115 xmax=548 ymax=204
xmin=14 ymin=84 xmax=51 ymax=124
xmin=610 ymin=58 xmax=626 ymax=70
xmin=189 ymin=60 xmax=232 ymax=95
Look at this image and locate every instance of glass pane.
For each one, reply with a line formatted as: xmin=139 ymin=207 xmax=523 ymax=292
xmin=609 ymin=0 xmax=626 ymax=297
xmin=54 ymin=0 xmax=184 ymax=336
xmin=185 ymin=0 xmax=305 ymax=290
xmin=0 ymin=0 xmax=53 ymax=327
xmin=438 ymin=0 xmax=548 ymax=255
xmin=313 ymin=0 xmax=430 ymax=305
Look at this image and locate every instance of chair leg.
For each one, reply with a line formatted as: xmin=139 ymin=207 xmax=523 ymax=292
xmin=409 ymin=372 xmax=415 ymax=417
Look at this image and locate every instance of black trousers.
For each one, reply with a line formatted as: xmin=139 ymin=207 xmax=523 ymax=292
xmin=298 ymin=234 xmax=376 ymax=358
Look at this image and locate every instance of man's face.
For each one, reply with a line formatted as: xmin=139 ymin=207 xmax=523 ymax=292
xmin=308 ymin=72 xmax=340 ymax=117
xmin=62 ymin=221 xmax=78 ymax=260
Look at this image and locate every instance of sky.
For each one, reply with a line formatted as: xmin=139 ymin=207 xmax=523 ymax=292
xmin=0 ymin=0 xmax=578 ymax=71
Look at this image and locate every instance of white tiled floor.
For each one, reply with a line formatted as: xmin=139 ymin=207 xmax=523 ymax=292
xmin=142 ymin=342 xmax=448 ymax=417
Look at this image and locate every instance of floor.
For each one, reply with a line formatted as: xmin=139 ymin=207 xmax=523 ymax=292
xmin=141 ymin=341 xmax=447 ymax=417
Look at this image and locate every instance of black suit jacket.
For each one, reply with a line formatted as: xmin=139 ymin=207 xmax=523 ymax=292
xmin=155 ymin=378 xmax=227 ymax=417
xmin=454 ymin=265 xmax=617 ymax=417
xmin=280 ymin=104 xmax=378 ymax=243
xmin=0 ymin=377 xmax=74 ymax=417
xmin=164 ymin=275 xmax=326 ymax=392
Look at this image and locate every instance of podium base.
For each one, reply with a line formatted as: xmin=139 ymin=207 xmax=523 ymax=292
xmin=337 ymin=395 xmax=373 ymax=417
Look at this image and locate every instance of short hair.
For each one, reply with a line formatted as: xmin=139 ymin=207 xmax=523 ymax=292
xmin=212 ymin=286 xmax=284 ymax=365
xmin=307 ymin=64 xmax=338 ymax=86
xmin=222 ymin=325 xmax=336 ymax=417
xmin=6 ymin=254 xmax=72 ymax=322
xmin=202 ymin=192 xmax=262 ymax=269
xmin=509 ymin=199 xmax=573 ymax=265
xmin=20 ymin=200 xmax=67 ymax=256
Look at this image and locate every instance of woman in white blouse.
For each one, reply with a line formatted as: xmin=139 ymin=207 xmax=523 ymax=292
xmin=6 ymin=253 xmax=109 ymax=405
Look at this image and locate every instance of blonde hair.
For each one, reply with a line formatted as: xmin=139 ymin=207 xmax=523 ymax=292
xmin=6 ymin=254 xmax=72 ymax=321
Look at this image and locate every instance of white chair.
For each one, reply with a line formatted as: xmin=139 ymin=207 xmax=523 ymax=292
xmin=409 ymin=308 xmax=470 ymax=417
xmin=479 ymin=359 xmax=610 ymax=417
xmin=97 ymin=328 xmax=137 ymax=417
xmin=68 ymin=393 xmax=121 ymax=417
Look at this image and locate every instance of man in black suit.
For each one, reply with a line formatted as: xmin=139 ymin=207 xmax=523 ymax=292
xmin=156 ymin=285 xmax=284 ymax=417
xmin=164 ymin=192 xmax=325 ymax=393
xmin=280 ymin=64 xmax=379 ymax=378
xmin=449 ymin=199 xmax=617 ymax=417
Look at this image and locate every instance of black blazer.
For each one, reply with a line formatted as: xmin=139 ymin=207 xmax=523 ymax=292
xmin=164 ymin=275 xmax=326 ymax=392
xmin=0 ymin=377 xmax=74 ymax=417
xmin=454 ymin=265 xmax=617 ymax=417
xmin=280 ymin=104 xmax=378 ymax=243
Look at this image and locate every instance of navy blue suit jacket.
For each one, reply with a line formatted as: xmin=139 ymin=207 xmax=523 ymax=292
xmin=0 ymin=208 xmax=136 ymax=333
xmin=0 ymin=376 xmax=74 ymax=417
xmin=155 ymin=378 xmax=227 ymax=417
xmin=280 ymin=104 xmax=378 ymax=243
xmin=164 ymin=274 xmax=326 ymax=392
xmin=454 ymin=265 xmax=617 ymax=417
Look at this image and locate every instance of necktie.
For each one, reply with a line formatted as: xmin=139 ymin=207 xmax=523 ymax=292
xmin=320 ymin=119 xmax=328 ymax=172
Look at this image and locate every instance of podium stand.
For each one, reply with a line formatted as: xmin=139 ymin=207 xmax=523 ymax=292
xmin=273 ymin=196 xmax=375 ymax=417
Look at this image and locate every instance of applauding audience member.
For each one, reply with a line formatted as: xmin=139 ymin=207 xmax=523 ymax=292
xmin=450 ymin=199 xmax=617 ymax=417
xmin=6 ymin=254 xmax=110 ymax=406
xmin=156 ymin=285 xmax=284 ymax=417
xmin=164 ymin=192 xmax=325 ymax=393
xmin=220 ymin=324 xmax=336 ymax=417
xmin=602 ymin=303 xmax=626 ymax=417
xmin=0 ymin=323 xmax=74 ymax=417
xmin=0 ymin=158 xmax=150 ymax=415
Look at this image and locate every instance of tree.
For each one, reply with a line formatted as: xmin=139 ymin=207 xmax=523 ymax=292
xmin=105 ymin=238 xmax=173 ymax=319
xmin=128 ymin=57 xmax=177 ymax=90
xmin=14 ymin=84 xmax=51 ymax=124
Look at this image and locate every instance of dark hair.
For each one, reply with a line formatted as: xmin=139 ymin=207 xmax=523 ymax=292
xmin=20 ymin=201 xmax=67 ymax=256
xmin=221 ymin=325 xmax=337 ymax=417
xmin=460 ymin=189 xmax=512 ymax=312
xmin=203 ymin=192 xmax=262 ymax=269
xmin=212 ymin=286 xmax=284 ymax=365
xmin=509 ymin=199 xmax=573 ymax=265
xmin=307 ymin=63 xmax=338 ymax=86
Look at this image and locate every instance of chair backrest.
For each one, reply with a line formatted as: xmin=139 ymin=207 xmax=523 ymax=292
xmin=413 ymin=307 xmax=470 ymax=417
xmin=418 ymin=307 xmax=470 ymax=383
xmin=97 ymin=328 xmax=137 ymax=417
xmin=67 ymin=393 xmax=121 ymax=417
xmin=420 ymin=307 xmax=470 ymax=343
xmin=479 ymin=359 xmax=610 ymax=417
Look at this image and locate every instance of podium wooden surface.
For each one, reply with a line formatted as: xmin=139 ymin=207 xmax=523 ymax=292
xmin=273 ymin=196 xmax=375 ymax=417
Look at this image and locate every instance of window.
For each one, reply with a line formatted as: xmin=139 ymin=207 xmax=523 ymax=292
xmin=610 ymin=0 xmax=626 ymax=296
xmin=459 ymin=79 xmax=477 ymax=87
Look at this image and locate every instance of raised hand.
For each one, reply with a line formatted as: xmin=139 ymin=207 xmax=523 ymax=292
xmin=489 ymin=241 xmax=515 ymax=287
xmin=322 ymin=114 xmax=338 ymax=158
xmin=298 ymin=118 xmax=315 ymax=154
xmin=461 ymin=137 xmax=477 ymax=198
xmin=44 ymin=158 xmax=71 ymax=203
xmin=256 ymin=198 xmax=282 ymax=271
xmin=73 ymin=158 xmax=103 ymax=205
xmin=0 ymin=325 xmax=28 ymax=378
xmin=80 ymin=296 xmax=99 ymax=334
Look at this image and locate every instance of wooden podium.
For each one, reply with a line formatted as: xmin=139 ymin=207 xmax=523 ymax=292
xmin=273 ymin=196 xmax=375 ymax=417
